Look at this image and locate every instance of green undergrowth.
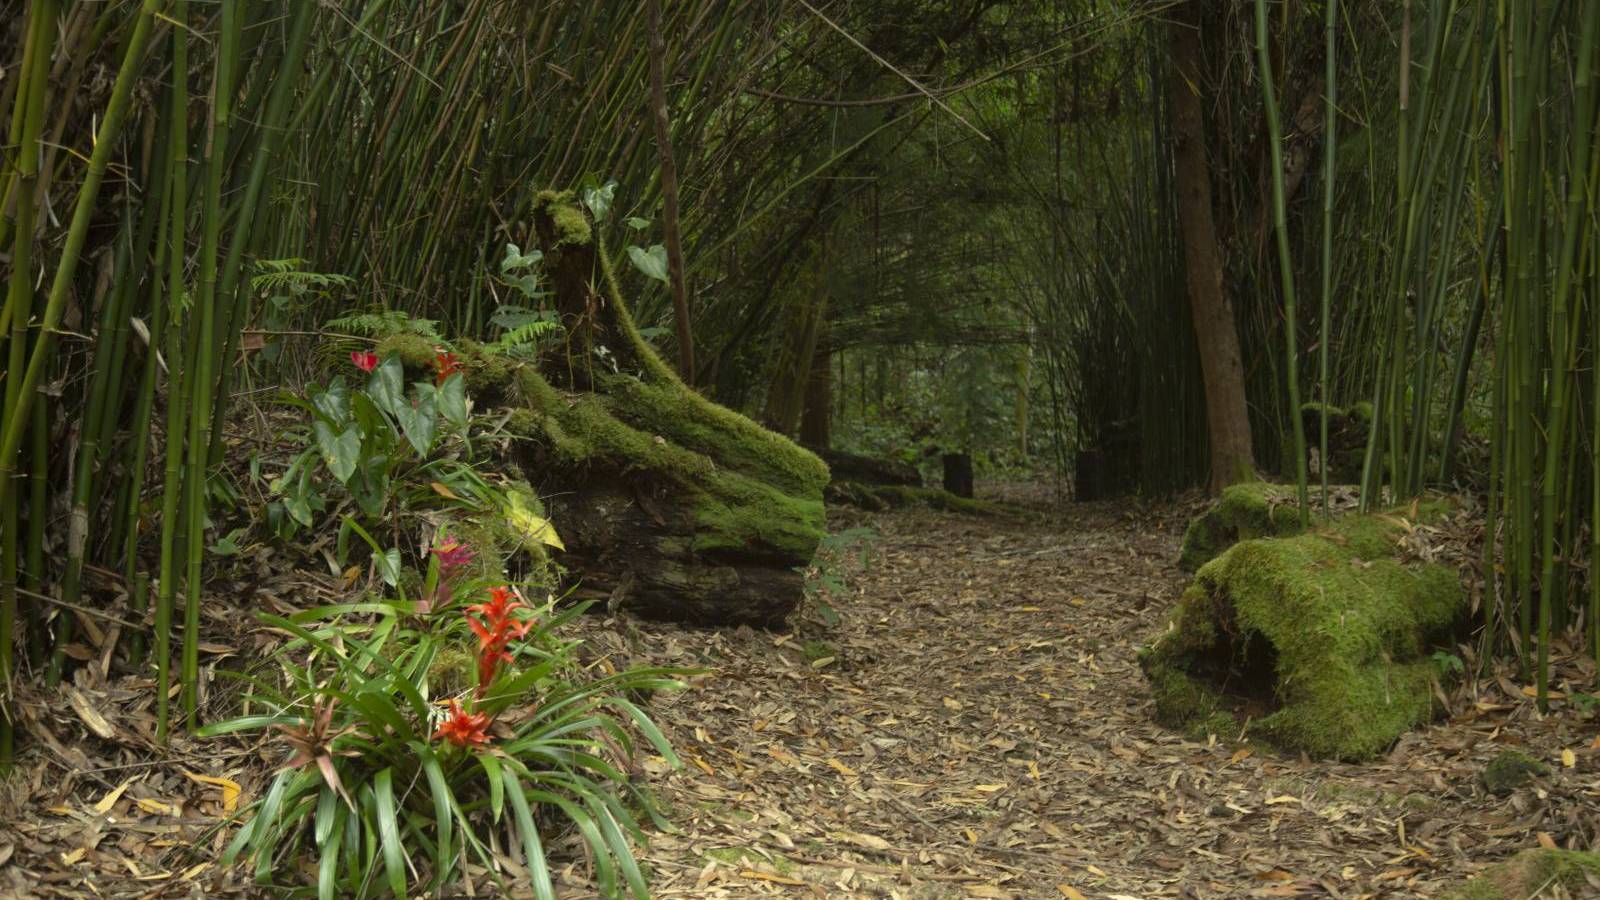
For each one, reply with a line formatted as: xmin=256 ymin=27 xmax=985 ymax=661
xmin=1144 ymin=499 xmax=1466 ymax=760
xmin=1443 ymin=849 xmax=1600 ymax=899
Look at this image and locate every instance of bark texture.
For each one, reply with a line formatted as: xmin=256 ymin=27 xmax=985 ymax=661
xmin=1168 ymin=1 xmax=1256 ymax=492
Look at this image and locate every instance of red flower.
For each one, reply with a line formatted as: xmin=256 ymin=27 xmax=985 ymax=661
xmin=430 ymin=537 xmax=475 ymax=580
xmin=433 ymin=699 xmax=493 ymax=748
xmin=466 ymin=585 xmax=533 ymax=696
xmin=351 ymin=349 xmax=379 ymax=372
xmin=433 ymin=350 xmax=461 ymax=385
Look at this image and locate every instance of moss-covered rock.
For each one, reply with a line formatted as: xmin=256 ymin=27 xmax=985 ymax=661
xmin=1144 ymin=502 xmax=1466 ymax=760
xmin=502 ymin=191 xmax=827 ymax=626
xmin=1481 ymin=750 xmax=1549 ymax=796
xmin=1442 ymin=849 xmax=1600 ymax=899
xmin=1178 ymin=482 xmax=1306 ymax=572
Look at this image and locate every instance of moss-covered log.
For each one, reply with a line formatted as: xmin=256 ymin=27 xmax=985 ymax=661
xmin=1178 ymin=481 xmax=1307 ymax=572
xmin=485 ymin=191 xmax=828 ymax=625
xmin=1442 ymin=849 xmax=1600 ymax=899
xmin=1144 ymin=503 xmax=1466 ymax=760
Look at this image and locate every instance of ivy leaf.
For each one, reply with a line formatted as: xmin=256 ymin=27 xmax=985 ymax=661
xmin=627 ymin=244 xmax=670 ymax=284
xmin=374 ymin=548 xmax=402 ymax=587
xmin=580 ymin=181 xmax=616 ymax=222
xmin=500 ymin=243 xmax=543 ymax=273
xmin=397 ymin=385 xmax=437 ymax=455
xmin=624 ymin=216 xmax=651 ymax=230
xmin=367 ymin=357 xmax=406 ymax=421
xmin=438 ymin=373 xmax=468 ymax=428
xmin=315 ymin=422 xmax=361 ymax=484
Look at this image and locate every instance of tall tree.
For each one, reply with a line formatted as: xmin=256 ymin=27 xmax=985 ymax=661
xmin=1167 ymin=1 xmax=1255 ymax=490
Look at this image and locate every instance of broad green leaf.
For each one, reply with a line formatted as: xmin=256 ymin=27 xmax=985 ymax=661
xmin=505 ymin=491 xmax=564 ymax=551
xmin=367 ymin=357 xmax=406 ymax=420
xmin=439 ymin=373 xmax=468 ymax=427
xmin=502 ymin=769 xmax=556 ymax=900
xmin=624 ymin=216 xmax=650 ymax=230
xmin=373 ymin=768 xmax=406 ymax=899
xmin=479 ymin=753 xmax=504 ymax=822
xmin=500 ymin=243 xmax=543 ymax=272
xmin=315 ymin=422 xmax=361 ymax=484
xmin=580 ymin=181 xmax=615 ymax=222
xmin=626 ymin=244 xmax=670 ymax=283
xmin=397 ymin=386 xmax=437 ymax=455
xmin=411 ymin=741 xmax=454 ymax=880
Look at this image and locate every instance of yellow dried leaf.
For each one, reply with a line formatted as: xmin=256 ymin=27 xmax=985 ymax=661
xmin=826 ymin=758 xmax=858 ymax=778
xmin=1561 ymin=748 xmax=1577 ymax=768
xmin=505 ymin=492 xmax=564 ymax=551
xmin=1265 ymin=795 xmax=1301 ymax=805
xmin=181 ymin=862 xmax=210 ymax=881
xmin=1537 ymin=832 xmax=1559 ymax=850
xmin=1086 ymin=865 xmax=1108 ymax=877
xmin=93 ymin=777 xmax=137 ymax=815
xmin=429 ymin=481 xmax=460 ymax=500
xmin=184 ymin=771 xmax=242 ymax=812
xmin=942 ymin=697 xmax=962 ymax=710
xmin=1228 ymin=748 xmax=1253 ymax=764
xmin=61 ymin=848 xmax=85 ymax=865
xmin=134 ymin=798 xmax=178 ymax=816
xmin=1057 ymin=886 xmax=1088 ymax=900
xmin=972 ymin=783 xmax=1007 ymax=792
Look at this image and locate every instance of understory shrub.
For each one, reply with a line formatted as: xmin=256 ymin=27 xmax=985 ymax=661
xmin=201 ymin=550 xmax=685 ymax=898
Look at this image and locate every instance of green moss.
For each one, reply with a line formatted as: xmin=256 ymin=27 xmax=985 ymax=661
xmin=1145 ymin=506 xmax=1466 ymax=760
xmin=607 ymin=377 xmax=827 ymax=496
xmin=801 ymin=641 xmax=837 ymax=662
xmin=511 ymin=366 xmax=826 ymax=561
xmin=1442 ymin=849 xmax=1600 ymax=900
xmin=1179 ymin=482 xmax=1304 ymax=572
xmin=1481 ymin=750 xmax=1549 ymax=795
xmin=532 ymin=190 xmax=593 ymax=250
xmin=376 ymin=332 xmax=438 ymax=371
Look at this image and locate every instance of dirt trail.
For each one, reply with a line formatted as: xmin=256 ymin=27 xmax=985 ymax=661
xmin=589 ymin=491 xmax=1600 ymax=899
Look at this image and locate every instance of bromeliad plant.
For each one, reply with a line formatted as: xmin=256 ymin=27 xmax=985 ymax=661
xmin=200 ymin=551 xmax=685 ymax=898
xmin=265 ymin=351 xmax=498 ymax=579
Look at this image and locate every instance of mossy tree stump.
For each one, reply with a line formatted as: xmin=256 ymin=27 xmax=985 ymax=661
xmin=493 ymin=191 xmax=828 ymax=626
xmin=1145 ymin=503 xmax=1467 ymax=760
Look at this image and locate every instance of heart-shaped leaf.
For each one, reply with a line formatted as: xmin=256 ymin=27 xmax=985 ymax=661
xmin=627 ymin=244 xmax=670 ymax=284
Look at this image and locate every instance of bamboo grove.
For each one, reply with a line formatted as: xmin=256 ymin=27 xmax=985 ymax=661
xmin=5 ymin=0 xmax=1600 ymax=770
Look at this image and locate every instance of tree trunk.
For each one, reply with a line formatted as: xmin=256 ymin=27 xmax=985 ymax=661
xmin=799 ymin=328 xmax=831 ymax=448
xmin=1168 ymin=1 xmax=1256 ymax=491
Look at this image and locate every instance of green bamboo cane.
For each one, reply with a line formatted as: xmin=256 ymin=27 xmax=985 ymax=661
xmin=1319 ymin=0 xmax=1338 ymax=516
xmin=0 ymin=0 xmax=163 ymax=513
xmin=0 ymin=0 xmax=56 ymax=770
xmin=155 ymin=0 xmax=190 ymax=745
xmin=1255 ymin=0 xmax=1309 ymax=525
xmin=1534 ymin=2 xmax=1598 ymax=709
xmin=182 ymin=0 xmax=242 ymax=731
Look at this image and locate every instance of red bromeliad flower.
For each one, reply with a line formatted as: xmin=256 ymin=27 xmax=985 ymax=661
xmin=433 ymin=699 xmax=493 ymax=748
xmin=430 ymin=536 xmax=475 ymax=580
xmin=351 ymin=349 xmax=379 ymax=372
xmin=466 ymin=586 xmax=533 ymax=696
xmin=433 ymin=350 xmax=461 ymax=385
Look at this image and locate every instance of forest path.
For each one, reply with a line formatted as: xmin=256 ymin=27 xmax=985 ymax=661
xmin=588 ymin=489 xmax=1596 ymax=899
